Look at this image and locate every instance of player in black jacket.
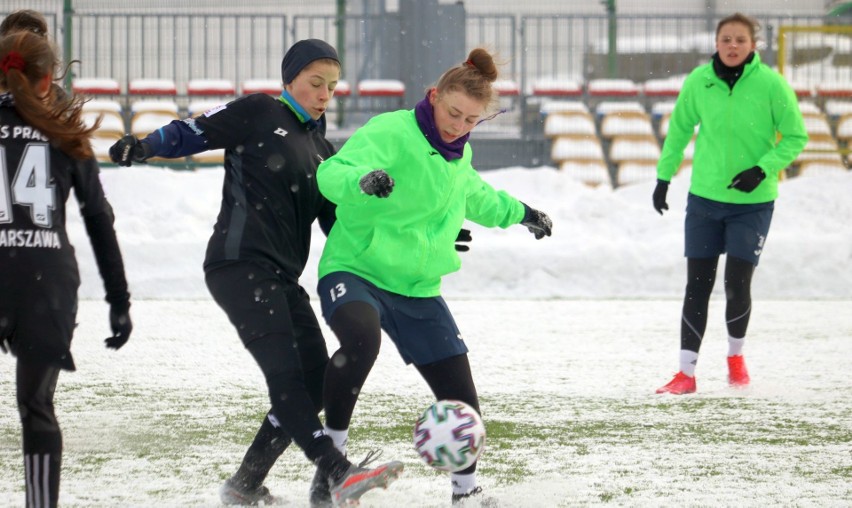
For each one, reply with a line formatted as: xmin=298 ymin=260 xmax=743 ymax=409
xmin=0 ymin=32 xmax=133 ymax=508
xmin=109 ymin=39 xmax=402 ymax=507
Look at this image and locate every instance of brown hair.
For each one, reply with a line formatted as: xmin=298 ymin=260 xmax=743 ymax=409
xmin=0 ymin=31 xmax=96 ymax=159
xmin=716 ymin=13 xmax=760 ymax=42
xmin=434 ymin=48 xmax=499 ymax=110
xmin=0 ymin=10 xmax=49 ymax=38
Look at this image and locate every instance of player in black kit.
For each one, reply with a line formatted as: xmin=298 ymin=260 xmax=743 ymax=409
xmin=0 ymin=32 xmax=133 ymax=508
xmin=109 ymin=39 xmax=402 ymax=507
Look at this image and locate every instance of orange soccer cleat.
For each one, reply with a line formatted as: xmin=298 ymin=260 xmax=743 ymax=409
xmin=655 ymin=371 xmax=697 ymax=395
xmin=727 ymin=355 xmax=750 ymax=387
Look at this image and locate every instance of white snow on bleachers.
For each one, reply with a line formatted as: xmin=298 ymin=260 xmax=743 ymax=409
xmin=544 ymin=114 xmax=596 ymax=137
xmin=188 ymin=100 xmax=229 ymax=116
xmin=595 ymin=101 xmax=645 ymax=117
xmin=559 ymin=160 xmax=612 ymax=188
xmin=600 ymin=113 xmax=654 ymax=138
xmin=588 ymin=79 xmax=639 ymax=96
xmin=241 ymin=79 xmax=281 ymax=95
xmin=493 ymin=79 xmax=520 ymax=96
xmin=540 ymin=100 xmax=589 ymax=115
xmin=130 ymin=100 xmax=180 ymax=114
xmin=358 ymin=79 xmax=405 ymax=96
xmin=186 ymin=79 xmax=235 ymax=95
xmin=824 ymin=100 xmax=852 ymax=117
xmin=650 ymin=100 xmax=677 ymax=118
xmin=530 ymin=78 xmax=583 ymax=96
xmin=83 ymin=100 xmax=123 ymax=114
xmin=128 ymin=78 xmax=177 ymax=95
xmin=643 ymin=76 xmax=685 ymax=97
xmin=609 ymin=137 xmax=660 ymax=162
xmin=551 ymin=136 xmax=604 ymax=163
xmin=802 ymin=115 xmax=832 ymax=137
xmin=73 ymin=77 xmax=121 ymax=95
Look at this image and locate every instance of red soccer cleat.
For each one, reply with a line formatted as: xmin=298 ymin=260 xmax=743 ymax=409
xmin=655 ymin=371 xmax=697 ymax=394
xmin=727 ymin=355 xmax=750 ymax=387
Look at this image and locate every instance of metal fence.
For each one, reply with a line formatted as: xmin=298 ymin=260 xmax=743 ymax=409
xmin=2 ymin=10 xmax=844 ymax=92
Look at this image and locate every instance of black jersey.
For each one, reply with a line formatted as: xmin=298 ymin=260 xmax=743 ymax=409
xmin=0 ymin=94 xmax=106 ymax=275
xmin=194 ymin=94 xmax=336 ymax=282
xmin=0 ymin=93 xmax=129 ymax=368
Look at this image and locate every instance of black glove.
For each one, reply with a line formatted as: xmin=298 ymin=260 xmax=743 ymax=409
xmin=359 ymin=169 xmax=394 ymax=198
xmin=521 ymin=204 xmax=553 ymax=240
xmin=455 ymin=229 xmax=472 ymax=252
xmin=728 ymin=166 xmax=765 ymax=193
xmin=109 ymin=135 xmax=152 ymax=167
xmin=653 ymin=179 xmax=669 ymax=215
xmin=0 ymin=338 xmax=9 ymax=354
xmin=105 ymin=303 xmax=132 ymax=350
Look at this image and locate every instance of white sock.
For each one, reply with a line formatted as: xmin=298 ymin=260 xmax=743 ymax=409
xmin=728 ymin=336 xmax=745 ymax=356
xmin=324 ymin=426 xmax=349 ymax=455
xmin=450 ymin=472 xmax=477 ymax=495
xmin=679 ymin=350 xmax=699 ymax=377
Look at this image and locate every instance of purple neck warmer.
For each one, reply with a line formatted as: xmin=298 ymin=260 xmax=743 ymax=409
xmin=414 ymin=93 xmax=468 ymax=161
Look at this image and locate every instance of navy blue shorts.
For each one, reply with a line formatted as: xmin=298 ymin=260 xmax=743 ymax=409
xmin=684 ymin=193 xmax=774 ymax=265
xmin=317 ymin=272 xmax=468 ymax=366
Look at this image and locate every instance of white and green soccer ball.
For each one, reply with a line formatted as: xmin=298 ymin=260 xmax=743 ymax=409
xmin=413 ymin=399 xmax=486 ymax=472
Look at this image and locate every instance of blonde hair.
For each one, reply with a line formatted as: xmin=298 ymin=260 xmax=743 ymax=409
xmin=434 ymin=48 xmax=499 ymax=110
xmin=0 ymin=31 xmax=96 ymax=160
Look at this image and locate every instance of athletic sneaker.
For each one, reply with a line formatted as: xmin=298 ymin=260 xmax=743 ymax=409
xmin=655 ymin=371 xmax=696 ymax=394
xmin=309 ymin=467 xmax=332 ymax=508
xmin=452 ymin=486 xmax=499 ymax=506
xmin=328 ymin=459 xmax=404 ymax=506
xmin=727 ymin=355 xmax=750 ymax=387
xmin=219 ymin=478 xmax=278 ymax=506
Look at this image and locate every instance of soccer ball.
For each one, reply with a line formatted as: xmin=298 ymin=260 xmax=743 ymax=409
xmin=413 ymin=399 xmax=486 ymax=472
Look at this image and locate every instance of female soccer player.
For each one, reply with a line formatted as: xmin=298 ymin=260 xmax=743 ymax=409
xmin=315 ymin=48 xmax=552 ymax=504
xmin=0 ymin=31 xmax=133 ymax=507
xmin=652 ymin=13 xmax=807 ymax=394
xmin=108 ymin=39 xmax=402 ymax=506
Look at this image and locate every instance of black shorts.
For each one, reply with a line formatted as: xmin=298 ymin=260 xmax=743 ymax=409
xmin=0 ymin=269 xmax=79 ymax=371
xmin=685 ymin=193 xmax=774 ymax=265
xmin=317 ymin=271 xmax=468 ymax=366
xmin=205 ymin=262 xmax=328 ymax=371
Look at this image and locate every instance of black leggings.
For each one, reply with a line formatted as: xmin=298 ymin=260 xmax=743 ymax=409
xmin=17 ymin=361 xmax=62 ymax=508
xmin=681 ymin=256 xmax=755 ymax=352
xmin=324 ymin=301 xmax=480 ymax=474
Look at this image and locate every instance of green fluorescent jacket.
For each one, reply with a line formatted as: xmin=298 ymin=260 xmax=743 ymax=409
xmin=657 ymin=52 xmax=808 ymax=204
xmin=317 ymin=109 xmax=525 ymax=297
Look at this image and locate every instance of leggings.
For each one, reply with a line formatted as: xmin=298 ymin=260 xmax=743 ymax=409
xmin=681 ymin=256 xmax=755 ymax=352
xmin=324 ymin=301 xmax=480 ymax=474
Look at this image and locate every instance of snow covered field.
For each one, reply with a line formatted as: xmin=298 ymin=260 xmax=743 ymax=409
xmin=0 ymin=166 xmax=850 ymax=506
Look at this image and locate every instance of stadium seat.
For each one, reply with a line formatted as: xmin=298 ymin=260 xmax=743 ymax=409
xmin=493 ymin=79 xmax=520 ymax=97
xmin=595 ymin=101 xmax=645 ymax=118
xmin=795 ymin=134 xmax=842 ymax=165
xmin=186 ymin=79 xmax=236 ymax=97
xmin=797 ymin=160 xmax=848 ymax=177
xmin=530 ymin=78 xmax=583 ymax=97
xmin=357 ymin=79 xmax=405 ymax=97
xmin=335 ymin=79 xmax=352 ymax=97
xmin=796 ymin=101 xmax=822 ymax=116
xmin=643 ymin=77 xmax=683 ymax=98
xmin=72 ymin=77 xmax=121 ymax=96
xmin=558 ymin=160 xmax=612 ymax=188
xmin=789 ymin=81 xmax=813 ymax=99
xmin=802 ymin=113 xmax=833 ymax=137
xmin=540 ymin=100 xmax=589 ymax=115
xmin=588 ymin=79 xmax=640 ymax=98
xmin=550 ymin=134 xmax=605 ymax=166
xmin=600 ymin=111 xmax=654 ymax=139
xmin=616 ymin=160 xmax=658 ymax=186
xmin=823 ymin=100 xmax=852 ymax=119
xmin=543 ymin=112 xmax=596 ymax=137
xmin=815 ymin=82 xmax=852 ymax=99
xmin=836 ymin=113 xmax=852 ymax=143
xmin=128 ymin=78 xmax=177 ymax=96
xmin=241 ymin=79 xmax=282 ymax=96
xmin=608 ymin=135 xmax=660 ymax=165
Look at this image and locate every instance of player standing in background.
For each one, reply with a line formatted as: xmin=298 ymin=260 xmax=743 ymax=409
xmin=0 ymin=31 xmax=133 ymax=507
xmin=652 ymin=13 xmax=807 ymax=395
xmin=314 ymin=48 xmax=552 ymax=505
xmin=108 ymin=39 xmax=402 ymax=506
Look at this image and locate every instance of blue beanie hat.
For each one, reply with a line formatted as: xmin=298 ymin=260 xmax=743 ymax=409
xmin=281 ymin=39 xmax=339 ymax=84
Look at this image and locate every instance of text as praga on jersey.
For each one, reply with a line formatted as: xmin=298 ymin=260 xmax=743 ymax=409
xmin=0 ymin=125 xmax=49 ymax=141
xmin=0 ymin=229 xmax=61 ymax=248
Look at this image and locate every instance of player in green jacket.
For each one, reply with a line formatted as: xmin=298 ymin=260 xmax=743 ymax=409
xmin=314 ymin=48 xmax=552 ymax=504
xmin=653 ymin=13 xmax=807 ymax=395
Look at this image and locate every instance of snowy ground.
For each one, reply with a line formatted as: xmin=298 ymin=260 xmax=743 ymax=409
xmin=0 ymin=166 xmax=850 ymax=506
